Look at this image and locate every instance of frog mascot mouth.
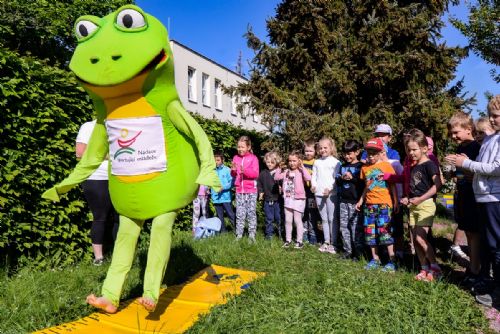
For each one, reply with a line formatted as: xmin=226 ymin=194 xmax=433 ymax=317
xmin=43 ymin=5 xmax=221 ymax=313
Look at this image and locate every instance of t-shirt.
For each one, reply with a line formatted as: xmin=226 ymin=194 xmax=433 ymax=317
xmin=76 ymin=120 xmax=108 ymax=180
xmin=409 ymin=160 xmax=439 ymax=198
xmin=338 ymin=161 xmax=364 ymax=203
xmin=302 ymin=158 xmax=315 ymax=196
xmin=455 ymin=140 xmax=481 ymax=191
xmin=360 ymin=161 xmax=395 ymax=206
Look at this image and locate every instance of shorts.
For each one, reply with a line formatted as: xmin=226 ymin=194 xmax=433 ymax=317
xmin=454 ymin=188 xmax=480 ymax=232
xmin=409 ymin=198 xmax=435 ymax=227
xmin=363 ymin=203 xmax=393 ymax=246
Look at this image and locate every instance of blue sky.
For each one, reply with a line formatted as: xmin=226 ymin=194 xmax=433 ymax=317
xmin=136 ymin=0 xmax=498 ymax=116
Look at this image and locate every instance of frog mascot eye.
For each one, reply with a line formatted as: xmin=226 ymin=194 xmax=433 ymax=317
xmin=75 ymin=20 xmax=99 ymax=40
xmin=116 ymin=8 xmax=146 ymax=29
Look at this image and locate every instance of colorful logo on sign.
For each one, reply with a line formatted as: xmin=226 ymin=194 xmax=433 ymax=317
xmin=114 ymin=128 xmax=142 ymax=159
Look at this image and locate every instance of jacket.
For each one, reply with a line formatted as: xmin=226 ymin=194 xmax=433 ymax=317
xmin=462 ymin=133 xmax=500 ymax=203
xmin=231 ymin=152 xmax=259 ymax=194
xmin=211 ymin=165 xmax=233 ymax=203
xmin=274 ymin=168 xmax=311 ymax=200
xmin=257 ymin=169 xmax=280 ymax=201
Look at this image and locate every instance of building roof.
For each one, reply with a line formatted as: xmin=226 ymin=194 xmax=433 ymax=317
xmin=170 ymin=39 xmax=248 ymax=82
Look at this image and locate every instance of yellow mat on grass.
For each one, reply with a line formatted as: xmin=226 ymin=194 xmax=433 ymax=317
xmin=34 ymin=265 xmax=264 ymax=334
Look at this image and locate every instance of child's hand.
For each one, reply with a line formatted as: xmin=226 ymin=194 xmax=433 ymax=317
xmin=342 ymin=172 xmax=353 ymax=180
xmin=311 ymin=186 xmax=316 ymax=193
xmin=323 ymin=188 xmax=331 ymax=196
xmin=231 ymin=163 xmax=237 ymax=171
xmin=259 ymin=193 xmax=264 ymax=201
xmin=355 ymin=200 xmax=363 ymax=211
xmin=400 ymin=197 xmax=409 ymax=206
xmin=409 ymin=196 xmax=423 ymax=206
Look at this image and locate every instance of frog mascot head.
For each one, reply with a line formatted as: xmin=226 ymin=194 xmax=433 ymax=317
xmin=43 ymin=5 xmax=221 ymax=313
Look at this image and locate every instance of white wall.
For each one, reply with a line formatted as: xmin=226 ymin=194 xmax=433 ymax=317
xmin=170 ymin=41 xmax=267 ymax=132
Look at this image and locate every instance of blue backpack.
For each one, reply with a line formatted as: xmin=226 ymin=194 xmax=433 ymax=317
xmin=193 ymin=217 xmax=222 ymax=239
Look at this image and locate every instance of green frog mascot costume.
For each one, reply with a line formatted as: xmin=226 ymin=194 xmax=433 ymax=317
xmin=43 ymin=5 xmax=221 ymax=313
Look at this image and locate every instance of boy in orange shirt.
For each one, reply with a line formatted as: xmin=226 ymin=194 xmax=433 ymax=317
xmin=356 ymin=138 xmax=398 ymax=271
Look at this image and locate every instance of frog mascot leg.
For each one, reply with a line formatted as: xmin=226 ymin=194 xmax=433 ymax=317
xmin=43 ymin=5 xmax=221 ymax=313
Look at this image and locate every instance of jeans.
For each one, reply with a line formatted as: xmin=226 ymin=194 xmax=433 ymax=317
xmin=214 ymin=202 xmax=235 ymax=232
xmin=263 ymin=200 xmax=281 ymax=238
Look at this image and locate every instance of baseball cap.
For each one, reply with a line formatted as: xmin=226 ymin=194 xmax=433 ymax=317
xmin=374 ymin=124 xmax=392 ymax=135
xmin=365 ymin=137 xmax=384 ymax=151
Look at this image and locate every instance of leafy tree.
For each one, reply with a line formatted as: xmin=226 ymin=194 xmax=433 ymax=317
xmin=451 ymin=0 xmax=500 ymax=82
xmin=0 ymin=0 xmax=132 ymax=65
xmin=232 ymin=0 xmax=471 ymax=153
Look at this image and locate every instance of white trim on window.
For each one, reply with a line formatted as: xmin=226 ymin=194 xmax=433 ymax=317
xmin=202 ymin=73 xmax=210 ymax=107
xmin=214 ymin=79 xmax=222 ymax=111
xmin=187 ymin=67 xmax=197 ymax=103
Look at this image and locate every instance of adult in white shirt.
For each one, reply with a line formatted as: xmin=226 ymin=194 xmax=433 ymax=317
xmin=76 ymin=120 xmax=117 ymax=265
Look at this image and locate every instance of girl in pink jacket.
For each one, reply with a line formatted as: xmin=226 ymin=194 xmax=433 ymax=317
xmin=231 ymin=136 xmax=260 ymax=241
xmin=275 ymin=151 xmax=311 ymax=249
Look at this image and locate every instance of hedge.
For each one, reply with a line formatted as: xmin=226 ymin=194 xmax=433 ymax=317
xmin=0 ymin=46 xmax=267 ymax=270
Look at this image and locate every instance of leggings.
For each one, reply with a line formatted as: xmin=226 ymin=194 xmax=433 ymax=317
xmin=315 ymin=194 xmax=338 ymax=246
xmin=235 ymin=193 xmax=258 ymax=238
xmin=284 ymin=208 xmax=304 ymax=243
xmin=82 ymin=180 xmax=117 ymax=244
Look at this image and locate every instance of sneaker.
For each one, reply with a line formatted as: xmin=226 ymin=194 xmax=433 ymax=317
xmin=294 ymin=242 xmax=304 ymax=249
xmin=450 ymin=245 xmax=468 ymax=260
xmin=475 ymin=288 xmax=500 ymax=307
xmin=249 ymin=236 xmax=256 ymax=244
xmin=318 ymin=243 xmax=329 ymax=253
xmin=236 ymin=235 xmax=243 ymax=241
xmin=365 ymin=259 xmax=380 ymax=270
xmin=382 ymin=262 xmax=396 ymax=273
xmin=282 ymin=241 xmax=291 ymax=248
xmin=472 ymin=278 xmax=494 ymax=295
xmin=326 ymin=245 xmax=337 ymax=254
xmin=415 ymin=270 xmax=429 ymax=281
xmin=340 ymin=253 xmax=352 ymax=260
xmin=93 ymin=258 xmax=104 ymax=266
xmin=428 ymin=267 xmax=443 ymax=281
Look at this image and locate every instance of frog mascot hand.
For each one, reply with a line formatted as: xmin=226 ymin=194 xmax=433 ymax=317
xmin=42 ymin=5 xmax=221 ymax=313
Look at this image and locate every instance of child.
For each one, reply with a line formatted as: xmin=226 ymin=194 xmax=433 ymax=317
xmin=211 ymin=151 xmax=235 ymax=233
xmin=337 ymin=140 xmax=364 ymax=260
xmin=302 ymin=139 xmax=321 ymax=244
xmin=400 ymin=130 xmax=442 ymax=281
xmin=445 ymin=95 xmax=500 ymax=306
xmin=312 ymin=137 xmax=341 ymax=253
xmin=192 ymin=185 xmax=209 ymax=233
xmin=355 ymin=137 xmax=398 ymax=272
xmin=231 ymin=136 xmax=260 ymax=242
xmin=475 ymin=116 xmax=495 ymax=144
xmin=275 ymin=151 xmax=311 ymax=248
xmin=257 ymin=151 xmax=282 ymax=239
xmin=447 ymin=112 xmax=482 ymax=282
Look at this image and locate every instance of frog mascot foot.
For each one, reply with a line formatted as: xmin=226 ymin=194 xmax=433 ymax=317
xmin=137 ymin=296 xmax=156 ymax=312
xmin=86 ymin=294 xmax=118 ymax=314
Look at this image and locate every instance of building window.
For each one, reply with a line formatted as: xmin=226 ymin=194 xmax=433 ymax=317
xmin=230 ymin=94 xmax=238 ymax=116
xmin=214 ymin=79 xmax=222 ymax=111
xmin=202 ymin=73 xmax=210 ymax=106
xmin=188 ymin=67 xmax=197 ymax=102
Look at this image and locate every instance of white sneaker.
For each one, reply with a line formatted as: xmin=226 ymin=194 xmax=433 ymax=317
xmin=326 ymin=245 xmax=337 ymax=254
xmin=450 ymin=245 xmax=468 ymax=260
xmin=318 ymin=243 xmax=329 ymax=253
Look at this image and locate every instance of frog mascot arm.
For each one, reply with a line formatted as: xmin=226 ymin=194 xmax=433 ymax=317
xmin=43 ymin=5 xmax=221 ymax=313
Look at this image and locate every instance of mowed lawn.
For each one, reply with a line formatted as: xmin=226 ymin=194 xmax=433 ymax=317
xmin=0 ymin=231 xmax=492 ymax=334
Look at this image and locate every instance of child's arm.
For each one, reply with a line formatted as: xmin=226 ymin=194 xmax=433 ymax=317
xmin=242 ymin=155 xmax=260 ymax=179
xmin=355 ymin=186 xmax=368 ymax=211
xmin=301 ymin=166 xmax=312 ymax=182
xmin=461 ymin=156 xmax=500 ymax=176
xmin=389 ymin=183 xmax=399 ymax=213
xmin=409 ymin=174 xmax=441 ymax=206
xmin=311 ymin=163 xmax=318 ymax=193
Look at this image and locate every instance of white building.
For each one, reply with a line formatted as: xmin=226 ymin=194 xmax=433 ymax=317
xmin=170 ymin=40 xmax=267 ymax=132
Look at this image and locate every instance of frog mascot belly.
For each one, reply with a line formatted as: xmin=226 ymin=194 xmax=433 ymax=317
xmin=42 ymin=5 xmax=221 ymax=313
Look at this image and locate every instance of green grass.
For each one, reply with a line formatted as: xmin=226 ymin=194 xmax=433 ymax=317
xmin=0 ymin=231 xmax=492 ymax=334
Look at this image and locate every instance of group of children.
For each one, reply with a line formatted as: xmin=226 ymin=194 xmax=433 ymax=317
xmin=193 ymin=95 xmax=500 ymax=299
